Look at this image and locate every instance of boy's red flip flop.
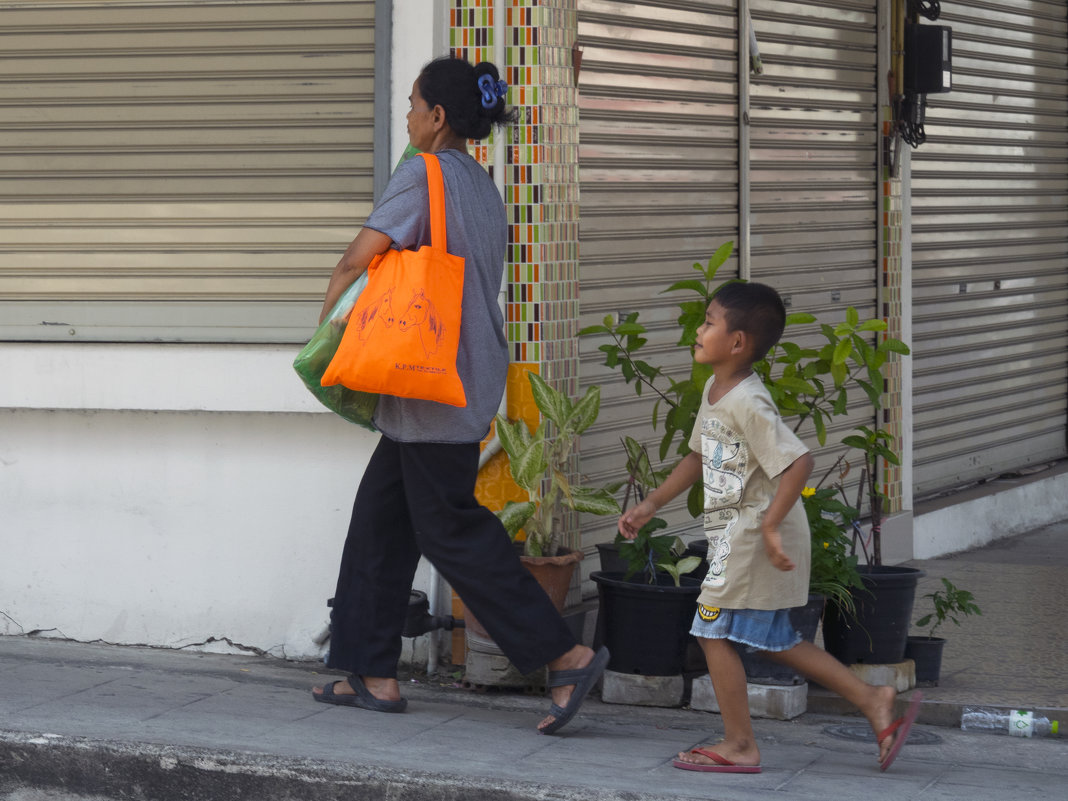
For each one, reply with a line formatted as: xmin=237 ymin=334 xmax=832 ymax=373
xmin=672 ymin=747 xmax=762 ymax=773
xmin=878 ymin=691 xmax=924 ymax=772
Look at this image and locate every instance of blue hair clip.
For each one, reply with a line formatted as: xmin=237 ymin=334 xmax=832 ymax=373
xmin=477 ymin=74 xmax=508 ymax=109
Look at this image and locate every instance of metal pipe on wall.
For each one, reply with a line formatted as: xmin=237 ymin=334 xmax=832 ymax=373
xmin=738 ymin=0 xmax=752 ymax=281
xmin=429 ymin=0 xmax=509 ymax=676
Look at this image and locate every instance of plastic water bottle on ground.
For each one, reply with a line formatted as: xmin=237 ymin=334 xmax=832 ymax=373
xmin=961 ymin=707 xmax=1060 ymax=737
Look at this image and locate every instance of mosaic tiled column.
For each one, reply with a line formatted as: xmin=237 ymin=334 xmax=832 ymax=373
xmin=881 ymin=117 xmax=905 ymax=516
xmin=451 ymin=0 xmax=583 ymax=657
xmin=452 ymin=0 xmax=581 ymax=509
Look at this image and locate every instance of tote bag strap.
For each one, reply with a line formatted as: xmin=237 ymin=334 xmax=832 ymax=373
xmin=418 ymin=152 xmax=448 ymax=252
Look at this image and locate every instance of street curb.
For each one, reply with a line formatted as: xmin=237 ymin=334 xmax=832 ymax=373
xmin=0 ymin=730 xmax=673 ymax=801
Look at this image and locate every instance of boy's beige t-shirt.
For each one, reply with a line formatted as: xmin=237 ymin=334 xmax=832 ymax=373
xmin=688 ymin=373 xmax=811 ymax=611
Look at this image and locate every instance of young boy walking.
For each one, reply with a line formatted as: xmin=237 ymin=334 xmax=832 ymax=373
xmin=618 ymin=282 xmax=921 ymax=773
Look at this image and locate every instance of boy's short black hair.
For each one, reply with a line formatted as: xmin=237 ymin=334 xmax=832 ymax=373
xmin=711 ymin=281 xmax=786 ymax=363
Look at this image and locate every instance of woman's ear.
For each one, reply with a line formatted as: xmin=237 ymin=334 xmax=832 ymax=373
xmin=429 ymin=104 xmax=448 ymax=131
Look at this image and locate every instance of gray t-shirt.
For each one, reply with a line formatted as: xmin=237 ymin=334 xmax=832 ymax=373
xmin=362 ymin=149 xmax=509 ymax=443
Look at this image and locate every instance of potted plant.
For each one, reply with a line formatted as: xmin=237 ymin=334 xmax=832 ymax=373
xmin=905 ymin=577 xmax=982 ymax=685
xmin=589 ymin=436 xmax=705 ymax=678
xmin=596 ymin=436 xmax=680 ymax=573
xmin=592 ymin=517 xmax=704 ymax=678
xmin=581 ymin=240 xmax=918 ymax=667
xmin=464 ymin=371 xmax=621 ymax=684
xmin=490 ymin=370 xmax=621 ymax=608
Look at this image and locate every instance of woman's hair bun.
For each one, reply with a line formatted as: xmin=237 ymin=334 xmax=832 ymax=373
xmin=419 ymin=57 xmax=515 ymax=141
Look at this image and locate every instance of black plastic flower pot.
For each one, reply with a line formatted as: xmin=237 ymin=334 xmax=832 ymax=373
xmin=592 ymin=570 xmax=701 ymax=676
xmin=821 ymin=565 xmax=925 ymax=665
xmin=905 ymin=635 xmax=946 ymax=686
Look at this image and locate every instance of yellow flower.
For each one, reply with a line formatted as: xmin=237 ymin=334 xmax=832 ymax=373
xmin=801 ymin=486 xmax=816 ymax=498
xmin=823 ymin=541 xmax=829 ymax=549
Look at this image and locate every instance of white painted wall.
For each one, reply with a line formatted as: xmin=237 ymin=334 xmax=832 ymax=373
xmin=390 ymin=0 xmax=449 ymax=168
xmin=913 ymin=468 xmax=1068 ymax=559
xmin=0 ymin=405 xmax=374 ymax=657
xmin=0 ymin=4 xmax=444 ymax=662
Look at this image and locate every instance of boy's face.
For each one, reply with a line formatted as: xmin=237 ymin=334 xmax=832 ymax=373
xmin=693 ymin=300 xmax=743 ymax=367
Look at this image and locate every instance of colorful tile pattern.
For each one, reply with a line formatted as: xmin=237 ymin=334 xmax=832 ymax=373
xmin=881 ymin=117 xmax=905 ymax=514
xmin=451 ymin=0 xmax=580 ymax=398
xmin=453 ymin=0 xmax=581 ymax=508
xmin=452 ymin=2 xmax=583 ymax=651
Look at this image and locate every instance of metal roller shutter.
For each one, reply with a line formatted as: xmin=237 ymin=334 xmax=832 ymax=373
xmin=576 ymin=0 xmax=741 ymax=555
xmin=910 ymin=0 xmax=1068 ymax=496
xmin=0 ymin=0 xmax=377 ymax=343
xmin=747 ymin=0 xmax=880 ymax=488
xmin=577 ymin=0 xmax=880 ymax=565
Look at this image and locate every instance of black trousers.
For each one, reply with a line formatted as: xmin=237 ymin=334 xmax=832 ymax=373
xmin=327 ymin=435 xmax=576 ymax=677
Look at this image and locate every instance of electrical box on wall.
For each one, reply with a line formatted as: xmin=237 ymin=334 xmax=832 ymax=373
xmin=905 ymin=23 xmax=952 ymax=94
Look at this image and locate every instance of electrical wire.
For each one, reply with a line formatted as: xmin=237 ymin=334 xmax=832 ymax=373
xmin=908 ymin=0 xmax=941 ymax=20
xmin=899 ymin=93 xmax=927 ymax=148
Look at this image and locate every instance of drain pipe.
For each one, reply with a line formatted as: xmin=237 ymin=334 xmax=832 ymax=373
xmin=738 ymin=0 xmax=753 ymax=281
xmin=427 ymin=0 xmax=509 ymax=676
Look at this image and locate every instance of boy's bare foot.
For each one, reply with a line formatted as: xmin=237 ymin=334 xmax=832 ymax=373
xmin=860 ymin=684 xmax=899 ymax=764
xmin=675 ymin=739 xmax=761 ymax=769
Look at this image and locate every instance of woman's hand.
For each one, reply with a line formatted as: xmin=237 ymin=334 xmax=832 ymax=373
xmin=319 ymin=228 xmax=393 ymax=323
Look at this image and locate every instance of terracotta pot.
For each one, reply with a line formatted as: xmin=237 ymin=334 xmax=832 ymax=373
xmin=464 ymin=546 xmax=583 ymax=643
xmin=520 ymin=547 xmax=584 ymax=612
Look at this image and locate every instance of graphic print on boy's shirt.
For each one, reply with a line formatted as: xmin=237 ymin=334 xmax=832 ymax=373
xmin=700 ymin=417 xmax=747 ymax=589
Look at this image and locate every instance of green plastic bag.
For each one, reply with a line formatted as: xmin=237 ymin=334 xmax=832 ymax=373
xmin=292 ymin=273 xmax=378 ymax=430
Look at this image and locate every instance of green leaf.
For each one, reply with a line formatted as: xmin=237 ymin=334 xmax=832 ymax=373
xmin=856 ymin=319 xmax=887 ymax=332
xmin=785 ymin=312 xmax=817 ymax=326
xmin=846 ymin=306 xmax=859 ymax=327
xmin=615 ymin=322 xmax=647 ymax=335
xmin=686 ymin=480 xmax=704 ymax=518
xmin=772 ymin=376 xmax=819 ymax=395
xmin=830 ymin=361 xmax=848 ymax=388
xmin=494 ymin=414 xmax=530 ymax=460
xmin=578 ymin=323 xmax=608 ymax=336
xmin=569 ymin=487 xmax=622 ymax=516
xmin=856 ymin=378 xmax=881 ymax=406
xmin=706 ymin=240 xmax=734 ymax=275
xmin=511 ymin=429 xmax=548 ymax=490
xmin=882 ymin=338 xmax=912 ymax=355
xmin=636 ymin=360 xmax=659 ymax=379
xmin=567 ymin=385 xmax=601 ymax=435
xmin=832 ymin=337 xmax=853 ymax=365
xmin=496 ymin=501 xmax=535 ymax=539
xmin=662 ymin=279 xmax=707 ymax=296
xmin=528 ymin=372 xmax=567 ymax=428
xmin=813 ymin=409 xmax=827 ymax=445
xmin=841 ymin=434 xmax=868 ymax=450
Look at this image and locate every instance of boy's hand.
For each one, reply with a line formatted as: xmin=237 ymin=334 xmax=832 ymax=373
xmin=618 ymin=500 xmax=656 ymax=540
xmin=761 ymin=526 xmax=796 ymax=572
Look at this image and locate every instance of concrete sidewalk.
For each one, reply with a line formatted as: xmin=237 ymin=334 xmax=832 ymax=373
xmin=2 ymin=525 xmax=1066 ymax=801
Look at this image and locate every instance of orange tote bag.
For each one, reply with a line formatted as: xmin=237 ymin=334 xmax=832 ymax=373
xmin=320 ymin=153 xmax=466 ymax=407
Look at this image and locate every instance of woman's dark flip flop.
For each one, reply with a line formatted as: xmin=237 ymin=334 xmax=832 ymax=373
xmin=878 ymin=690 xmax=923 ymax=771
xmin=538 ymin=646 xmax=610 ymax=735
xmin=313 ymin=676 xmax=408 ymax=713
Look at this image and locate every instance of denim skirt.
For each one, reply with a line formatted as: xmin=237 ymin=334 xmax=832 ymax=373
xmin=689 ymin=605 xmax=801 ymax=652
